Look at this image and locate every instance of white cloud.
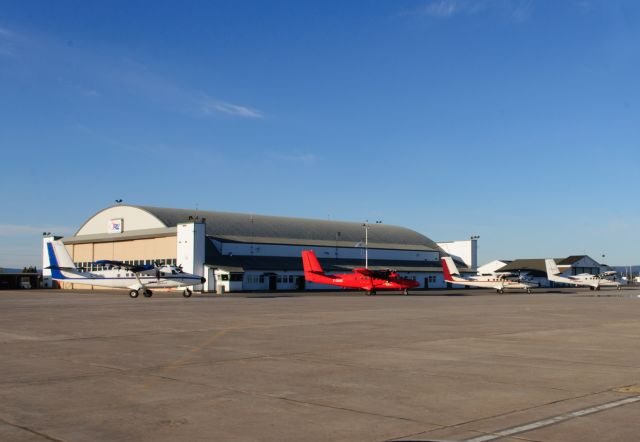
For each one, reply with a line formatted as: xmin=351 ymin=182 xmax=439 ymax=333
xmin=0 ymin=24 xmax=17 ymax=56
xmin=406 ymin=0 xmax=533 ymax=23
xmin=421 ymin=0 xmax=460 ymax=18
xmin=271 ymin=152 xmax=318 ymax=165
xmin=0 ymin=225 xmax=75 ymax=236
xmin=0 ymin=25 xmax=14 ymax=38
xmin=201 ymin=99 xmax=263 ymax=119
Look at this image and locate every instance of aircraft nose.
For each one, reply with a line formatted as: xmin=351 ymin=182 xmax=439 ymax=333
xmin=201 ymin=277 xmax=206 ymax=284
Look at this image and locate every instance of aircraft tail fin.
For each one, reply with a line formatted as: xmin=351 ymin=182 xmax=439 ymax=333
xmin=545 ymin=259 xmax=561 ymax=276
xmin=301 ymin=250 xmax=324 ymax=275
xmin=441 ymin=256 xmax=460 ymax=282
xmin=46 ymin=241 xmax=77 ymax=279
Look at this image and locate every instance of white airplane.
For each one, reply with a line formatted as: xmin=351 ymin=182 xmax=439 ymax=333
xmin=441 ymin=257 xmax=537 ymax=294
xmin=45 ymin=240 xmax=205 ymax=298
xmin=544 ymin=259 xmax=624 ymax=291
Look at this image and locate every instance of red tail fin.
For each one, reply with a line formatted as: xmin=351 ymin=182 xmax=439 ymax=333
xmin=302 ymin=250 xmax=324 ymax=275
xmin=441 ymin=257 xmax=454 ymax=282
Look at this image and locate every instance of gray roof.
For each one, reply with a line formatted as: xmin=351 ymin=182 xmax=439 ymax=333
xmin=131 ymin=205 xmax=442 ymax=252
xmin=558 ymin=255 xmax=589 ymax=265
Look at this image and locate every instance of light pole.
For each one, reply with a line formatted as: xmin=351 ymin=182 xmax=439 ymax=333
xmin=362 ymin=220 xmax=382 ymax=269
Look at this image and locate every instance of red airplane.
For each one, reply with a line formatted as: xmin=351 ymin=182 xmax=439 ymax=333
xmin=301 ymin=250 xmax=420 ymax=295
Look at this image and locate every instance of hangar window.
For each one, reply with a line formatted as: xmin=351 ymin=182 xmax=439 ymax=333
xmin=289 ymin=275 xmax=295 ymax=283
xmin=230 ymin=274 xmax=243 ymax=281
xmin=219 ymin=274 xmax=229 ymax=281
xmin=259 ymin=275 xmax=265 ymax=283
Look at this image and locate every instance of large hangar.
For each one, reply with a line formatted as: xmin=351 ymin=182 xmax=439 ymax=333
xmin=42 ymin=205 xmax=469 ymax=292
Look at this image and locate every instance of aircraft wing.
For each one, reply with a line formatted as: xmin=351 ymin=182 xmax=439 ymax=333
xmin=354 ymin=268 xmax=375 ymax=276
xmin=598 ymin=271 xmax=617 ymax=278
xmin=354 ymin=268 xmax=394 ymax=279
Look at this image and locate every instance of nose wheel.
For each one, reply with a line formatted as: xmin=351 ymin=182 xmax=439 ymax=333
xmin=403 ymin=289 xmax=409 ymax=296
xmin=183 ymin=289 xmax=192 ymax=298
xmin=143 ymin=289 xmax=153 ymax=297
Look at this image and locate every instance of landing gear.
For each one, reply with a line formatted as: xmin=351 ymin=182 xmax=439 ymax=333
xmin=497 ymin=289 xmax=504 ymax=294
xmin=617 ymin=285 xmax=622 ymax=291
xmin=129 ymin=290 xmax=139 ymax=298
xmin=183 ymin=289 xmax=192 ymax=298
xmin=403 ymin=289 xmax=409 ymax=296
xmin=366 ymin=290 xmax=376 ymax=296
xmin=526 ymin=288 xmax=532 ymax=294
xmin=589 ymin=286 xmax=595 ymax=291
xmin=595 ymin=286 xmax=601 ymax=291
xmin=143 ymin=289 xmax=153 ymax=298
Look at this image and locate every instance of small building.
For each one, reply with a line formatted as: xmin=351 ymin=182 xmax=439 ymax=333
xmin=0 ymin=268 xmax=40 ymax=290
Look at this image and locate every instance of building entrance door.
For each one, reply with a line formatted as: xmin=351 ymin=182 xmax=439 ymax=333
xmin=269 ymin=275 xmax=277 ymax=291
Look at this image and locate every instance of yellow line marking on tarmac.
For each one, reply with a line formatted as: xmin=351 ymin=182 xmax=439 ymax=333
xmin=127 ymin=321 xmax=245 ymax=400
xmin=614 ymin=385 xmax=640 ymax=394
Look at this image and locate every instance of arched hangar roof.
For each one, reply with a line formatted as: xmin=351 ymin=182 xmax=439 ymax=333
xmin=74 ymin=205 xmax=442 ymax=252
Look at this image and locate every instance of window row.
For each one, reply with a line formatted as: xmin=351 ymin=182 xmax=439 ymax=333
xmin=74 ymin=258 xmax=177 ymax=271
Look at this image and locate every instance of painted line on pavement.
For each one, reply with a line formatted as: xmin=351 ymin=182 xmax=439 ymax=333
xmin=465 ymin=395 xmax=640 ymax=442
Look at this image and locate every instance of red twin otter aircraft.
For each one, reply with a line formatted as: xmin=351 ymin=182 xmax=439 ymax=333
xmin=301 ymin=250 xmax=420 ymax=295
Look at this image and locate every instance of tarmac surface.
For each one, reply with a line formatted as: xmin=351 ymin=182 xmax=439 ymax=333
xmin=1 ymin=288 xmax=639 ymax=442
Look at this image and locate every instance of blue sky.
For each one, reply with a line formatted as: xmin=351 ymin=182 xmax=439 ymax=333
xmin=1 ymin=0 xmax=639 ymax=268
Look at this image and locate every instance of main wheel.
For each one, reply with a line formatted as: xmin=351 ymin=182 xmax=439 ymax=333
xmin=526 ymin=288 xmax=531 ymax=294
xmin=129 ymin=290 xmax=139 ymax=298
xmin=183 ymin=289 xmax=192 ymax=298
xmin=595 ymin=286 xmax=601 ymax=291
xmin=143 ymin=289 xmax=153 ymax=298
xmin=497 ymin=289 xmax=504 ymax=294
xmin=589 ymin=286 xmax=595 ymax=291
xmin=403 ymin=289 xmax=409 ymax=296
xmin=617 ymin=285 xmax=622 ymax=291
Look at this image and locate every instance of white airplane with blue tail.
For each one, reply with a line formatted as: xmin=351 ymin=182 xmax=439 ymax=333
xmin=45 ymin=240 xmax=205 ymax=298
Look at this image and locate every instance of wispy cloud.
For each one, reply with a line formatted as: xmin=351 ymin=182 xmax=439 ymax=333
xmin=0 ymin=225 xmax=75 ymax=236
xmin=201 ymin=98 xmax=263 ymax=119
xmin=1 ymin=25 xmax=264 ymax=118
xmin=271 ymin=152 xmax=318 ymax=165
xmin=404 ymin=0 xmax=533 ymax=23
xmin=0 ymin=24 xmax=19 ymax=56
xmin=113 ymin=61 xmax=265 ymax=119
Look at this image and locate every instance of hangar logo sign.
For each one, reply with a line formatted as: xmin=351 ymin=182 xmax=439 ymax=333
xmin=108 ymin=219 xmax=123 ymax=234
